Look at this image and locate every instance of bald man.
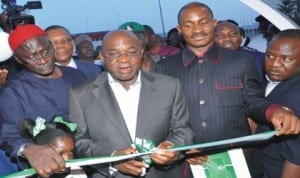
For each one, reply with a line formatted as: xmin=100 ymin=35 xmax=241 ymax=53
xmin=68 ymin=30 xmax=193 ymax=178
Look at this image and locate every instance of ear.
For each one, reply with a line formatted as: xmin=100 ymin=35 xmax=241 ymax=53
xmin=13 ymin=55 xmax=22 ymax=64
xmin=98 ymin=51 xmax=104 ymax=60
xmin=13 ymin=54 xmax=29 ymax=65
xmin=212 ymin=19 xmax=218 ymax=28
xmin=176 ymin=25 xmax=182 ymax=34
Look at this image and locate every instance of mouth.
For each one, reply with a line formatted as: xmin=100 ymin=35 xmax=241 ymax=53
xmin=119 ymin=66 xmax=132 ymax=72
xmin=38 ymin=62 xmax=53 ymax=71
xmin=267 ymin=70 xmax=282 ymax=78
xmin=222 ymin=42 xmax=234 ymax=48
xmin=191 ymin=33 xmax=207 ymax=41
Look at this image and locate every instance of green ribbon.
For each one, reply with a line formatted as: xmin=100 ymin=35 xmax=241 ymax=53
xmin=134 ymin=138 xmax=156 ymax=165
xmin=32 ymin=117 xmax=46 ymax=137
xmin=3 ymin=131 xmax=277 ymax=178
xmin=53 ymin=116 xmax=77 ymax=132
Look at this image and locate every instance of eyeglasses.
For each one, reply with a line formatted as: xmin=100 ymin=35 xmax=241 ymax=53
xmin=50 ymin=37 xmax=72 ymax=46
xmin=21 ymin=45 xmax=54 ymax=64
xmin=102 ymin=50 xmax=141 ymax=60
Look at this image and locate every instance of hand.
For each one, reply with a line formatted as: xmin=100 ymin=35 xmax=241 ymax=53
xmin=0 ymin=69 xmax=8 ymax=86
xmin=185 ymin=149 xmax=208 ymax=165
xmin=113 ymin=146 xmax=148 ymax=176
xmin=270 ymin=107 xmax=300 ymax=136
xmin=23 ymin=144 xmax=66 ymax=177
xmin=151 ymin=141 xmax=179 ymax=165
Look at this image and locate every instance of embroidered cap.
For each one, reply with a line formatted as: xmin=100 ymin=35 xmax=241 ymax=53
xmin=118 ymin=21 xmax=145 ymax=32
xmin=8 ymin=24 xmax=46 ymax=51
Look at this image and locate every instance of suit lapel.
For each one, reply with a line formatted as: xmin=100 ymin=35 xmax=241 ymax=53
xmin=92 ymin=73 xmax=132 ymax=142
xmin=268 ymin=75 xmax=300 ymax=98
xmin=135 ymin=72 xmax=157 ymax=139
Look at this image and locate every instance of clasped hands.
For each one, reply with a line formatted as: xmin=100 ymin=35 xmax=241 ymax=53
xmin=112 ymin=140 xmax=179 ymax=177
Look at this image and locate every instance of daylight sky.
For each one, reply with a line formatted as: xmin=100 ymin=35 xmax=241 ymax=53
xmin=5 ymin=0 xmax=259 ymax=35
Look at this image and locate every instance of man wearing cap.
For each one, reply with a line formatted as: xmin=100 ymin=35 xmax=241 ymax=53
xmin=74 ymin=34 xmax=98 ymax=62
xmin=74 ymin=34 xmax=105 ymax=71
xmin=45 ymin=25 xmax=102 ymax=80
xmin=0 ymin=24 xmax=85 ymax=177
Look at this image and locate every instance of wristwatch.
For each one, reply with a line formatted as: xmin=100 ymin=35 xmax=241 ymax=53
xmin=17 ymin=143 xmax=27 ymax=158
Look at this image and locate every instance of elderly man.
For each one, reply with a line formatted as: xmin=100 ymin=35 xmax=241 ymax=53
xmin=68 ymin=29 xmax=194 ymax=178
xmin=0 ymin=24 xmax=85 ymax=177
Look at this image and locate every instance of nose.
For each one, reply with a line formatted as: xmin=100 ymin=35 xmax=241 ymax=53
xmin=37 ymin=57 xmax=48 ymax=64
xmin=193 ymin=23 xmax=204 ymax=32
xmin=117 ymin=53 xmax=131 ymax=62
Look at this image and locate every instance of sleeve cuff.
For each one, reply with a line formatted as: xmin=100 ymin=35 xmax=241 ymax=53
xmin=265 ymin=104 xmax=293 ymax=122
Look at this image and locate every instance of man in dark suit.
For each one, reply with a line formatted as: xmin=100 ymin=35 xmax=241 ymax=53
xmin=258 ymin=29 xmax=300 ymax=178
xmin=68 ymin=30 xmax=194 ymax=178
xmin=45 ymin=25 xmax=102 ymax=80
xmin=155 ymin=2 xmax=300 ymax=178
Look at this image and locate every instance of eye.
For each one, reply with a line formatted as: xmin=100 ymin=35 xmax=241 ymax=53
xmin=215 ymin=33 xmax=224 ymax=39
xmin=266 ymin=54 xmax=275 ymax=60
xmin=127 ymin=50 xmax=138 ymax=57
xmin=229 ymin=32 xmax=239 ymax=37
xmin=106 ymin=51 xmax=120 ymax=58
xmin=182 ymin=23 xmax=192 ymax=28
xmin=201 ymin=19 xmax=209 ymax=25
xmin=282 ymin=56 xmax=292 ymax=62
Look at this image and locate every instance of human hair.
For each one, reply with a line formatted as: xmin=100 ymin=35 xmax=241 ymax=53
xmin=177 ymin=2 xmax=214 ymax=24
xmin=269 ymin=29 xmax=300 ymax=44
xmin=44 ymin=25 xmax=71 ymax=36
xmin=19 ymin=118 xmax=75 ymax=145
xmin=143 ymin=25 xmax=155 ymax=36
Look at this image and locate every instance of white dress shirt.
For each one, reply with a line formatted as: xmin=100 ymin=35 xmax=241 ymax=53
xmin=108 ymin=71 xmax=141 ymax=141
xmin=265 ymin=75 xmax=280 ymax=97
xmin=55 ymin=58 xmax=77 ymax=69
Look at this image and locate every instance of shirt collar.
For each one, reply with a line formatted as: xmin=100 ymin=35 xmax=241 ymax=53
xmin=108 ymin=70 xmax=141 ymax=88
xmin=181 ymin=43 xmax=222 ymax=67
xmin=55 ymin=58 xmax=77 ymax=69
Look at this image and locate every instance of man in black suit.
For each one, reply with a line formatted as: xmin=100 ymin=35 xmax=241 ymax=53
xmin=155 ymin=2 xmax=300 ymax=178
xmin=258 ymin=29 xmax=300 ymax=178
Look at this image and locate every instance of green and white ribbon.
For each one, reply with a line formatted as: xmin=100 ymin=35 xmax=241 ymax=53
xmin=2 ymin=130 xmax=276 ymax=178
xmin=32 ymin=117 xmax=46 ymax=137
xmin=134 ymin=138 xmax=156 ymax=165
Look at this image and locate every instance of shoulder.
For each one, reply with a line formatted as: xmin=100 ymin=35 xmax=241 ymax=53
xmin=74 ymin=60 xmax=102 ymax=78
xmin=142 ymin=71 xmax=181 ymax=87
xmin=71 ymin=72 xmax=105 ymax=93
xmin=58 ymin=66 xmax=86 ymax=85
xmin=222 ymin=47 xmax=253 ymax=60
xmin=75 ymin=59 xmax=100 ymax=69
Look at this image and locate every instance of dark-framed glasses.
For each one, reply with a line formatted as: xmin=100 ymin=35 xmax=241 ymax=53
xmin=103 ymin=49 xmax=142 ymax=60
xmin=22 ymin=45 xmax=54 ymax=64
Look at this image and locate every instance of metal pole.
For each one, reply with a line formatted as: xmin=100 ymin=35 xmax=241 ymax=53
xmin=158 ymin=0 xmax=166 ymax=37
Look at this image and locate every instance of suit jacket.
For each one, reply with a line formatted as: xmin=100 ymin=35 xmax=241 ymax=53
xmin=68 ymin=71 xmax=194 ymax=178
xmin=74 ymin=59 xmax=102 ymax=79
xmin=258 ymin=74 xmax=300 ymax=178
xmin=155 ymin=44 xmax=272 ymax=143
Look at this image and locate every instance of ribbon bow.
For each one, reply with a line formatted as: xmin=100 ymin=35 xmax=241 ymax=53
xmin=53 ymin=116 xmax=77 ymax=132
xmin=134 ymin=138 xmax=156 ymax=165
xmin=32 ymin=117 xmax=46 ymax=137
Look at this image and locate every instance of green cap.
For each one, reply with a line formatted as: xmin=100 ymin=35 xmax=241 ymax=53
xmin=118 ymin=21 xmax=145 ymax=32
